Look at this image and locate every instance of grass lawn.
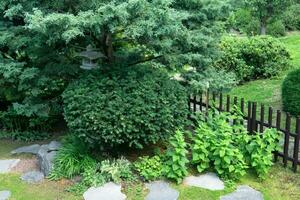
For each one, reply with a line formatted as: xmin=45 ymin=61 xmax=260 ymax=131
xmin=1 ymin=139 xmax=300 ymax=200
xmin=229 ymin=32 xmax=300 ymax=111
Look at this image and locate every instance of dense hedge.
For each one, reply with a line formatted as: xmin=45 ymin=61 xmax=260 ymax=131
xmin=63 ymin=66 xmax=188 ymax=149
xmin=282 ymin=69 xmax=300 ymax=116
xmin=216 ymin=36 xmax=290 ymax=82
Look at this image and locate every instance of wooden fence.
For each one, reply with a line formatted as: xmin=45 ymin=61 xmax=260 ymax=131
xmin=188 ymin=92 xmax=300 ymax=172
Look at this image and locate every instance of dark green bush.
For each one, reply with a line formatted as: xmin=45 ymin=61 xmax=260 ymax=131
xmin=216 ymin=36 xmax=290 ymax=82
xmin=63 ymin=66 xmax=188 ymax=149
xmin=267 ymin=20 xmax=286 ymax=37
xmin=282 ymin=69 xmax=300 ymax=116
xmin=228 ymin=8 xmax=260 ymax=35
xmin=283 ymin=4 xmax=300 ymax=31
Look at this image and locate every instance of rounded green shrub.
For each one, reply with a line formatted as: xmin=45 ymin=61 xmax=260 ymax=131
xmin=282 ymin=69 xmax=300 ymax=116
xmin=217 ymin=36 xmax=290 ymax=82
xmin=267 ymin=20 xmax=286 ymax=37
xmin=63 ymin=66 xmax=188 ymax=149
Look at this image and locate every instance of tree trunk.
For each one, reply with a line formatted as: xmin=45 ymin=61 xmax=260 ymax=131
xmin=105 ymin=32 xmax=114 ymax=63
xmin=260 ymin=19 xmax=267 ymax=35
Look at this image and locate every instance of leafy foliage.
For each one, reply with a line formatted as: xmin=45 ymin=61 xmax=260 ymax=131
xmin=282 ymin=69 xmax=300 ymax=116
xmin=163 ymin=130 xmax=189 ymax=184
xmin=49 ymin=135 xmax=96 ymax=180
xmin=0 ymin=130 xmax=50 ymax=142
xmin=191 ymin=109 xmax=280 ymax=179
xmin=134 ymin=156 xmax=163 ymax=182
xmin=69 ymin=157 xmax=135 ymax=195
xmin=245 ymin=129 xmax=280 ymax=178
xmin=63 ymin=66 xmax=188 ymax=149
xmin=282 ymin=4 xmax=300 ymax=30
xmin=216 ymin=36 xmax=290 ymax=82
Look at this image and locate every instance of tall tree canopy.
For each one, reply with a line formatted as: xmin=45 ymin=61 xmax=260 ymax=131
xmin=245 ymin=0 xmax=291 ymax=35
xmin=0 ymin=0 xmax=231 ymax=131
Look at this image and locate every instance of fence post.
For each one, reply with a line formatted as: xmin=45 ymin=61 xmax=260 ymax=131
xmin=251 ymin=102 xmax=257 ymax=133
xmin=247 ymin=102 xmax=252 ymax=132
xmin=293 ymin=118 xmax=300 ymax=172
xmin=260 ymin=104 xmax=265 ymax=133
xmin=283 ymin=113 xmax=291 ymax=167
xmin=193 ymin=95 xmax=197 ymax=112
xmin=275 ymin=110 xmax=281 ymax=162
xmin=226 ymin=95 xmax=230 ymax=112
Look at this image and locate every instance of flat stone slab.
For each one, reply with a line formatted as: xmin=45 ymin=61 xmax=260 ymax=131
xmin=21 ymin=171 xmax=44 ymax=184
xmin=220 ymin=185 xmax=264 ymax=200
xmin=0 ymin=159 xmax=20 ymax=173
xmin=83 ymin=182 xmax=126 ymax=200
xmin=183 ymin=173 xmax=224 ymax=190
xmin=145 ymin=181 xmax=179 ymax=200
xmin=0 ymin=191 xmax=11 ymax=200
xmin=11 ymin=144 xmax=41 ymax=155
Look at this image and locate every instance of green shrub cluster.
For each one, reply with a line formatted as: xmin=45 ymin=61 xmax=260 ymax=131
xmin=163 ymin=130 xmax=189 ymax=183
xmin=0 ymin=130 xmax=50 ymax=142
xmin=282 ymin=4 xmax=300 ymax=31
xmin=282 ymin=69 xmax=300 ymax=116
xmin=266 ymin=20 xmax=286 ymax=37
xmin=63 ymin=66 xmax=188 ymax=149
xmin=134 ymin=156 xmax=163 ymax=182
xmin=216 ymin=36 xmax=290 ymax=82
xmin=49 ymin=135 xmax=96 ymax=180
xmin=190 ymin=110 xmax=280 ymax=179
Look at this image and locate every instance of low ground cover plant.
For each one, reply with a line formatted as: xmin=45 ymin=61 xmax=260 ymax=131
xmin=282 ymin=69 xmax=300 ymax=116
xmin=134 ymin=156 xmax=163 ymax=182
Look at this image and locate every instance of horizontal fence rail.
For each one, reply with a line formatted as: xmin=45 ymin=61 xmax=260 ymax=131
xmin=188 ymin=92 xmax=300 ymax=172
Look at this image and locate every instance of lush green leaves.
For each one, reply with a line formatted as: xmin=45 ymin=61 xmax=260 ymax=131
xmin=134 ymin=156 xmax=163 ymax=181
xmin=63 ymin=66 xmax=188 ymax=149
xmin=163 ymin=130 xmax=189 ymax=184
xmin=216 ymin=36 xmax=290 ymax=82
xmin=282 ymin=69 xmax=300 ymax=116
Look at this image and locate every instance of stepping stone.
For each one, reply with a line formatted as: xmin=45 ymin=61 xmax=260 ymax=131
xmin=11 ymin=144 xmax=41 ymax=155
xmin=183 ymin=173 xmax=224 ymax=190
xmin=220 ymin=185 xmax=264 ymax=200
xmin=0 ymin=159 xmax=20 ymax=173
xmin=0 ymin=190 xmax=11 ymax=200
xmin=145 ymin=181 xmax=179 ymax=200
xmin=21 ymin=171 xmax=44 ymax=184
xmin=83 ymin=182 xmax=126 ymax=200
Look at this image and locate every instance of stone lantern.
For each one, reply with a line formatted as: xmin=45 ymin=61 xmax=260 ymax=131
xmin=79 ymin=45 xmax=104 ymax=70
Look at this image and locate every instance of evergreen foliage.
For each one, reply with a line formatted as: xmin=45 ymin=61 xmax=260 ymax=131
xmin=282 ymin=69 xmax=300 ymax=116
xmin=0 ymin=0 xmax=231 ymax=133
xmin=62 ymin=66 xmax=188 ymax=149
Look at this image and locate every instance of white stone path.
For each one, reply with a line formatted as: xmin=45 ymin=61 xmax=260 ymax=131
xmin=0 ymin=159 xmax=20 ymax=173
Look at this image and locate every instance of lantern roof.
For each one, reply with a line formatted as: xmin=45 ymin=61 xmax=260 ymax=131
xmin=79 ymin=45 xmax=105 ymax=60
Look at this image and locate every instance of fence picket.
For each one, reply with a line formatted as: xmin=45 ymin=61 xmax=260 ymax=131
xmin=188 ymin=92 xmax=300 ymax=171
xmin=283 ymin=113 xmax=291 ymax=167
xmin=293 ymin=118 xmax=300 ymax=172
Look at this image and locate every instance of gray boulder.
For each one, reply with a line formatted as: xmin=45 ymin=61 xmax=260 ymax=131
xmin=145 ymin=181 xmax=179 ymax=200
xmin=11 ymin=144 xmax=41 ymax=155
xmin=0 ymin=191 xmax=11 ymax=200
xmin=220 ymin=185 xmax=264 ymax=200
xmin=37 ymin=147 xmax=57 ymax=176
xmin=21 ymin=171 xmax=44 ymax=183
xmin=48 ymin=141 xmax=62 ymax=151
